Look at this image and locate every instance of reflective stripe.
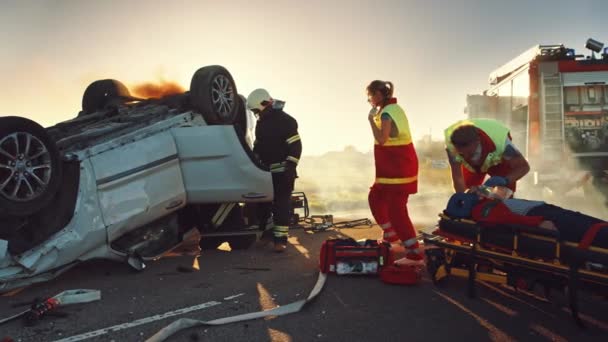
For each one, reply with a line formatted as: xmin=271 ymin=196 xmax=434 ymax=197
xmin=270 ymin=162 xmax=287 ymax=173
xmin=383 ymin=231 xmax=397 ymax=238
xmin=286 ymin=156 xmax=299 ymax=164
xmin=271 ymin=167 xmax=286 ymax=173
xmin=273 ymin=225 xmax=289 ymax=237
xmin=286 ymin=134 xmax=301 ymax=144
xmin=403 ymin=238 xmax=418 ymax=247
xmin=380 ymin=223 xmax=392 ymax=229
xmin=211 ymin=204 xmax=229 ymax=227
xmin=381 ymin=139 xmax=410 ymax=146
xmin=274 ymin=225 xmax=289 ymax=232
xmin=375 ymin=175 xmax=418 ymax=184
xmin=216 ymin=203 xmax=236 ymax=227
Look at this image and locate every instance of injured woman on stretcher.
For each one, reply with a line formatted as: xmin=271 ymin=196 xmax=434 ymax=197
xmin=443 ymin=186 xmax=608 ymax=252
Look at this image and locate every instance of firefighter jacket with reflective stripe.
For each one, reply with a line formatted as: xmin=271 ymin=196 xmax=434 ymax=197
xmin=372 ymin=99 xmax=418 ymax=193
xmin=253 ymin=106 xmax=302 ymax=173
xmin=444 ymin=118 xmax=510 ymax=173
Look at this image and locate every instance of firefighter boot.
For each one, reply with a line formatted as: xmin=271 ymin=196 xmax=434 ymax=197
xmin=273 ymin=239 xmax=287 ymax=253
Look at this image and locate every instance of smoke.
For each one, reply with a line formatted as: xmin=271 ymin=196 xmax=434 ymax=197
xmin=521 ymin=152 xmax=608 ymax=220
xmin=130 ymin=80 xmax=185 ymax=99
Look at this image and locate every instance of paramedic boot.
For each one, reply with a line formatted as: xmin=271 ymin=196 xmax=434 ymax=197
xmin=394 ymin=247 xmax=425 ymax=267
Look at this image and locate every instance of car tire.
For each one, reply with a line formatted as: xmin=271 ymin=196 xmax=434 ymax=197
xmin=81 ymin=79 xmax=132 ymax=116
xmin=227 ymin=234 xmax=257 ymax=250
xmin=0 ymin=116 xmax=62 ymax=218
xmin=233 ymin=95 xmax=248 ymax=139
xmin=190 ymin=65 xmax=238 ymax=124
xmin=199 ymin=236 xmax=224 ymax=251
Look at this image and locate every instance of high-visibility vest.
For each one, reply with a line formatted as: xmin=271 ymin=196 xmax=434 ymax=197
xmin=373 ymin=101 xmax=418 ymax=193
xmin=444 ymin=118 xmax=510 ymax=173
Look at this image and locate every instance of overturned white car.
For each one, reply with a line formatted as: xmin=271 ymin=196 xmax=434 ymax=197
xmin=0 ymin=65 xmax=273 ymax=291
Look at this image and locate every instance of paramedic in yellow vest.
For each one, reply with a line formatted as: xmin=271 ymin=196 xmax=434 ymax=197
xmin=366 ymin=80 xmax=423 ymax=266
xmin=445 ymin=119 xmax=530 ymax=194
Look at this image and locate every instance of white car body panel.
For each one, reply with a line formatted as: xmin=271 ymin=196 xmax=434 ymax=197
xmin=172 ymin=125 xmax=272 ymax=203
xmin=91 ymin=131 xmax=186 ymax=241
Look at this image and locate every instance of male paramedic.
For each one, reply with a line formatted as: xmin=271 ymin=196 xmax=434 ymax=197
xmin=246 ymin=88 xmax=302 ymax=253
xmin=445 ymin=118 xmax=530 ymax=194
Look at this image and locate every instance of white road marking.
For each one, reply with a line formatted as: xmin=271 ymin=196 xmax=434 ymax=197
xmin=52 ymin=299 xmax=225 ymax=342
xmin=223 ymin=293 xmax=244 ymax=301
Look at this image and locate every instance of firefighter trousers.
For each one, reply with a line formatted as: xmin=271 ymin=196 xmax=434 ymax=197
xmin=257 ymin=168 xmax=296 ymax=243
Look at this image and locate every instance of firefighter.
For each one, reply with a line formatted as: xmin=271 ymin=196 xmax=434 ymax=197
xmin=366 ymin=80 xmax=423 ymax=266
xmin=246 ymin=88 xmax=302 ymax=253
xmin=445 ymin=118 xmax=530 ymax=194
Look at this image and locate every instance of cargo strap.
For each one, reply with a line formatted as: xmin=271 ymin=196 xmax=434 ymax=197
xmin=480 ymin=200 xmax=499 ymax=218
xmin=578 ymin=222 xmax=608 ymax=250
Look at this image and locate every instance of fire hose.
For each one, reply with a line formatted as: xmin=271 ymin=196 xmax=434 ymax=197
xmin=145 ymin=272 xmax=327 ymax=342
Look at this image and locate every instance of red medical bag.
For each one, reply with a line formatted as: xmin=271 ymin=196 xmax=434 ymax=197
xmin=319 ymin=238 xmax=391 ymax=275
xmin=319 ymin=238 xmax=423 ymax=285
xmin=379 ymin=264 xmax=423 ymax=285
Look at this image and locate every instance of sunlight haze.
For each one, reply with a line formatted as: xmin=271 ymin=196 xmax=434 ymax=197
xmin=1 ymin=0 xmax=606 ymax=155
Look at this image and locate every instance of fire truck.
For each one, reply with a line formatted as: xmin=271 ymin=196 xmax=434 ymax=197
xmin=466 ymin=38 xmax=608 ymax=203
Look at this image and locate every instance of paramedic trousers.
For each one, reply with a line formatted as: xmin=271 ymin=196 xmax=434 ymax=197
xmin=257 ymin=168 xmax=296 ymax=243
xmin=528 ymin=204 xmax=608 ymax=248
xmin=368 ymin=184 xmax=419 ymax=252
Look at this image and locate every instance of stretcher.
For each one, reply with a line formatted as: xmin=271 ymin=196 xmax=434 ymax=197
xmin=423 ymin=213 xmax=608 ymax=327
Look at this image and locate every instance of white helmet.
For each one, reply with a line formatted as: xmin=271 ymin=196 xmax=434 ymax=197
xmin=246 ymin=88 xmax=273 ymax=112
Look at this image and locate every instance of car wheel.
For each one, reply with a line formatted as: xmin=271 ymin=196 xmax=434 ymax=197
xmin=227 ymin=234 xmax=257 ymax=250
xmin=190 ymin=65 xmax=238 ymax=124
xmin=81 ymin=79 xmax=132 ymax=116
xmin=0 ymin=116 xmax=62 ymax=218
xmin=199 ymin=236 xmax=224 ymax=251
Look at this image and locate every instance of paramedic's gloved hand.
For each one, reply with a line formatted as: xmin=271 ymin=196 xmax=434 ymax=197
xmin=484 ymin=176 xmax=508 ymax=187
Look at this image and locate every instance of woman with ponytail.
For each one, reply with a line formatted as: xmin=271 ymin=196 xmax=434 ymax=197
xmin=366 ymin=80 xmax=423 ymax=266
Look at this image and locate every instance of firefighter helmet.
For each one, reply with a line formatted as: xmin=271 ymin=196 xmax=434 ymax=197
xmin=246 ymin=88 xmax=273 ymax=112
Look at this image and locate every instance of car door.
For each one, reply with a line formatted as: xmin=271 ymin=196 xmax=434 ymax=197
xmin=171 ymin=125 xmax=273 ymax=203
xmin=90 ymin=131 xmax=187 ymax=241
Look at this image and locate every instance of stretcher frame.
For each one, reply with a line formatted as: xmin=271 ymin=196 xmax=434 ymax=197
xmin=422 ymin=214 xmax=608 ymax=327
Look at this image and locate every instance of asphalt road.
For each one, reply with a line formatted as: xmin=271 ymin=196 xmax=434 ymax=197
xmin=1 ymin=222 xmax=607 ymax=342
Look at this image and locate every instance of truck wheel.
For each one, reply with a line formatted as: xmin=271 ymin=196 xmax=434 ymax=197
xmin=199 ymin=236 xmax=224 ymax=251
xmin=81 ymin=79 xmax=132 ymax=116
xmin=190 ymin=66 xmax=238 ymax=124
xmin=227 ymin=234 xmax=257 ymax=250
xmin=0 ymin=117 xmax=62 ymax=218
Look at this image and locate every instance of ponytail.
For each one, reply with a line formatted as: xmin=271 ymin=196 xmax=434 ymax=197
xmin=366 ymin=80 xmax=395 ymax=106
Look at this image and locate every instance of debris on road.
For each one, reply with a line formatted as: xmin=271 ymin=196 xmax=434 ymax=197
xmin=0 ymin=289 xmax=101 ymax=327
